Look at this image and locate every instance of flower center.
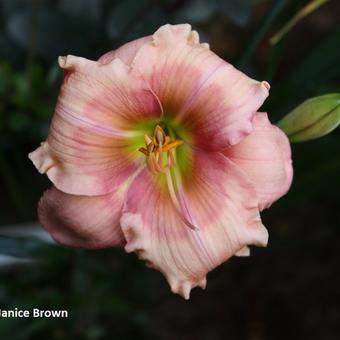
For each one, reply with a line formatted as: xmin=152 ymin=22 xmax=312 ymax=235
xmin=139 ymin=125 xmax=183 ymax=174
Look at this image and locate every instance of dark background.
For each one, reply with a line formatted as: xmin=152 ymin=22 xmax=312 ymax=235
xmin=0 ymin=0 xmax=340 ymax=339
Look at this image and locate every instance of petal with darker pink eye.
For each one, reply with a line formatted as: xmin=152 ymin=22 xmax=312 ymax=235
xmin=131 ymin=24 xmax=270 ymax=150
xmin=29 ymin=55 xmax=161 ymax=196
xmin=225 ymin=112 xmax=293 ymax=210
xmin=38 ymin=186 xmax=125 ymax=249
xmin=121 ymin=151 xmax=268 ymax=299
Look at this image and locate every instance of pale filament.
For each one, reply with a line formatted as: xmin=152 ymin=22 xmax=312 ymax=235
xmin=165 ymin=170 xmax=198 ymax=231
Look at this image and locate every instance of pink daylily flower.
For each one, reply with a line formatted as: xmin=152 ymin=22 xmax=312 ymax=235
xmin=29 ymin=24 xmax=293 ymax=299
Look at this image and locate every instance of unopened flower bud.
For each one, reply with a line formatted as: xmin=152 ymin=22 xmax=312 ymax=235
xmin=278 ymin=93 xmax=340 ymax=142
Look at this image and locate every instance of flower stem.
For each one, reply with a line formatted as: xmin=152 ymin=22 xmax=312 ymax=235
xmin=270 ymin=0 xmax=330 ymax=45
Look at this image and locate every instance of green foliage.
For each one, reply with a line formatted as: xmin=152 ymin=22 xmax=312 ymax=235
xmin=0 ymin=62 xmax=58 ymax=134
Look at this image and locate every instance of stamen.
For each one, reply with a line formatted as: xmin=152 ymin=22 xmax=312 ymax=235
xmin=171 ymin=166 xmax=216 ymax=267
xmin=162 ymin=140 xmax=183 ymax=152
xmin=144 ymin=134 xmax=153 ymax=146
xmin=167 ymin=169 xmax=215 ymax=269
xmin=139 ymin=126 xmax=199 ymax=231
xmin=147 ymin=142 xmax=154 ymax=154
xmin=168 ymin=149 xmax=176 ymax=167
xmin=165 ymin=170 xmax=198 ymax=231
xmin=138 ymin=147 xmax=148 ymax=156
xmin=139 ymin=125 xmax=183 ymax=174
xmin=155 ymin=125 xmax=166 ymax=145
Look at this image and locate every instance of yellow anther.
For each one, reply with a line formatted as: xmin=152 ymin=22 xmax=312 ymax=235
xmin=144 ymin=134 xmax=153 ymax=146
xmin=162 ymin=140 xmax=183 ymax=152
xmin=155 ymin=125 xmax=166 ymax=145
xmin=138 ymin=147 xmax=148 ymax=156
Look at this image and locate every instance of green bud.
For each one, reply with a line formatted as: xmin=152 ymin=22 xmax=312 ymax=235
xmin=278 ymin=93 xmax=340 ymax=142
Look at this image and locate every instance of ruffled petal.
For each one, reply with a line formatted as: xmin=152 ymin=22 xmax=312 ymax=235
xmin=29 ymin=55 xmax=161 ymax=195
xmin=131 ymin=24 xmax=270 ymax=150
xmin=225 ymin=112 xmax=293 ymax=210
xmin=38 ymin=186 xmax=125 ymax=249
xmin=120 ymin=151 xmax=268 ymax=299
xmin=98 ymin=36 xmax=152 ymax=65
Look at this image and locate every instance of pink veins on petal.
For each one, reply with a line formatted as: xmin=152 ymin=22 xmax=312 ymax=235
xmin=29 ymin=24 xmax=293 ymax=299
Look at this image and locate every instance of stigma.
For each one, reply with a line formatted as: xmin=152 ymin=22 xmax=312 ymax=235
xmin=139 ymin=125 xmax=183 ymax=174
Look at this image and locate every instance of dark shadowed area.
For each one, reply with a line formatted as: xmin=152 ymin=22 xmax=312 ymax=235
xmin=0 ymin=0 xmax=340 ymax=339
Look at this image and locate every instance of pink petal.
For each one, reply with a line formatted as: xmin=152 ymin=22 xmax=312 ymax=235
xmin=131 ymin=24 xmax=270 ymax=150
xmin=98 ymin=36 xmax=152 ymax=65
xmin=225 ymin=112 xmax=293 ymax=210
xmin=38 ymin=186 xmax=125 ymax=248
xmin=235 ymin=246 xmax=250 ymax=257
xmin=29 ymin=55 xmax=161 ymax=195
xmin=120 ymin=151 xmax=268 ymax=299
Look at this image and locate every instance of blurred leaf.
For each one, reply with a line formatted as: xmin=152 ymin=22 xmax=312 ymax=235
xmin=217 ymin=0 xmax=252 ymax=26
xmin=0 ymin=115 xmax=4 ymax=131
xmin=0 ymin=152 xmax=27 ymax=216
xmin=127 ymin=7 xmax=168 ymax=40
xmin=8 ymin=111 xmax=32 ymax=131
xmin=45 ymin=63 xmax=62 ymax=88
xmin=6 ymin=6 xmax=99 ymax=61
xmin=278 ymin=93 xmax=340 ymax=142
xmin=28 ymin=63 xmax=45 ymax=92
xmin=35 ymin=103 xmax=53 ymax=120
xmin=0 ymin=222 xmax=54 ymax=243
xmin=12 ymin=73 xmax=32 ymax=108
xmin=175 ymin=0 xmax=252 ymax=26
xmin=106 ymin=0 xmax=150 ymax=40
xmin=269 ymin=28 xmax=340 ymax=113
xmin=0 ymin=254 xmax=35 ymax=268
xmin=59 ymin=0 xmax=104 ymax=24
xmin=175 ymin=0 xmax=217 ymax=23
xmin=0 ymin=33 xmax=22 ymax=63
xmin=0 ymin=62 xmax=12 ymax=95
xmin=237 ymin=0 xmax=286 ymax=69
xmin=0 ymin=237 xmax=42 ymax=257
xmin=0 ymin=0 xmax=23 ymax=17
